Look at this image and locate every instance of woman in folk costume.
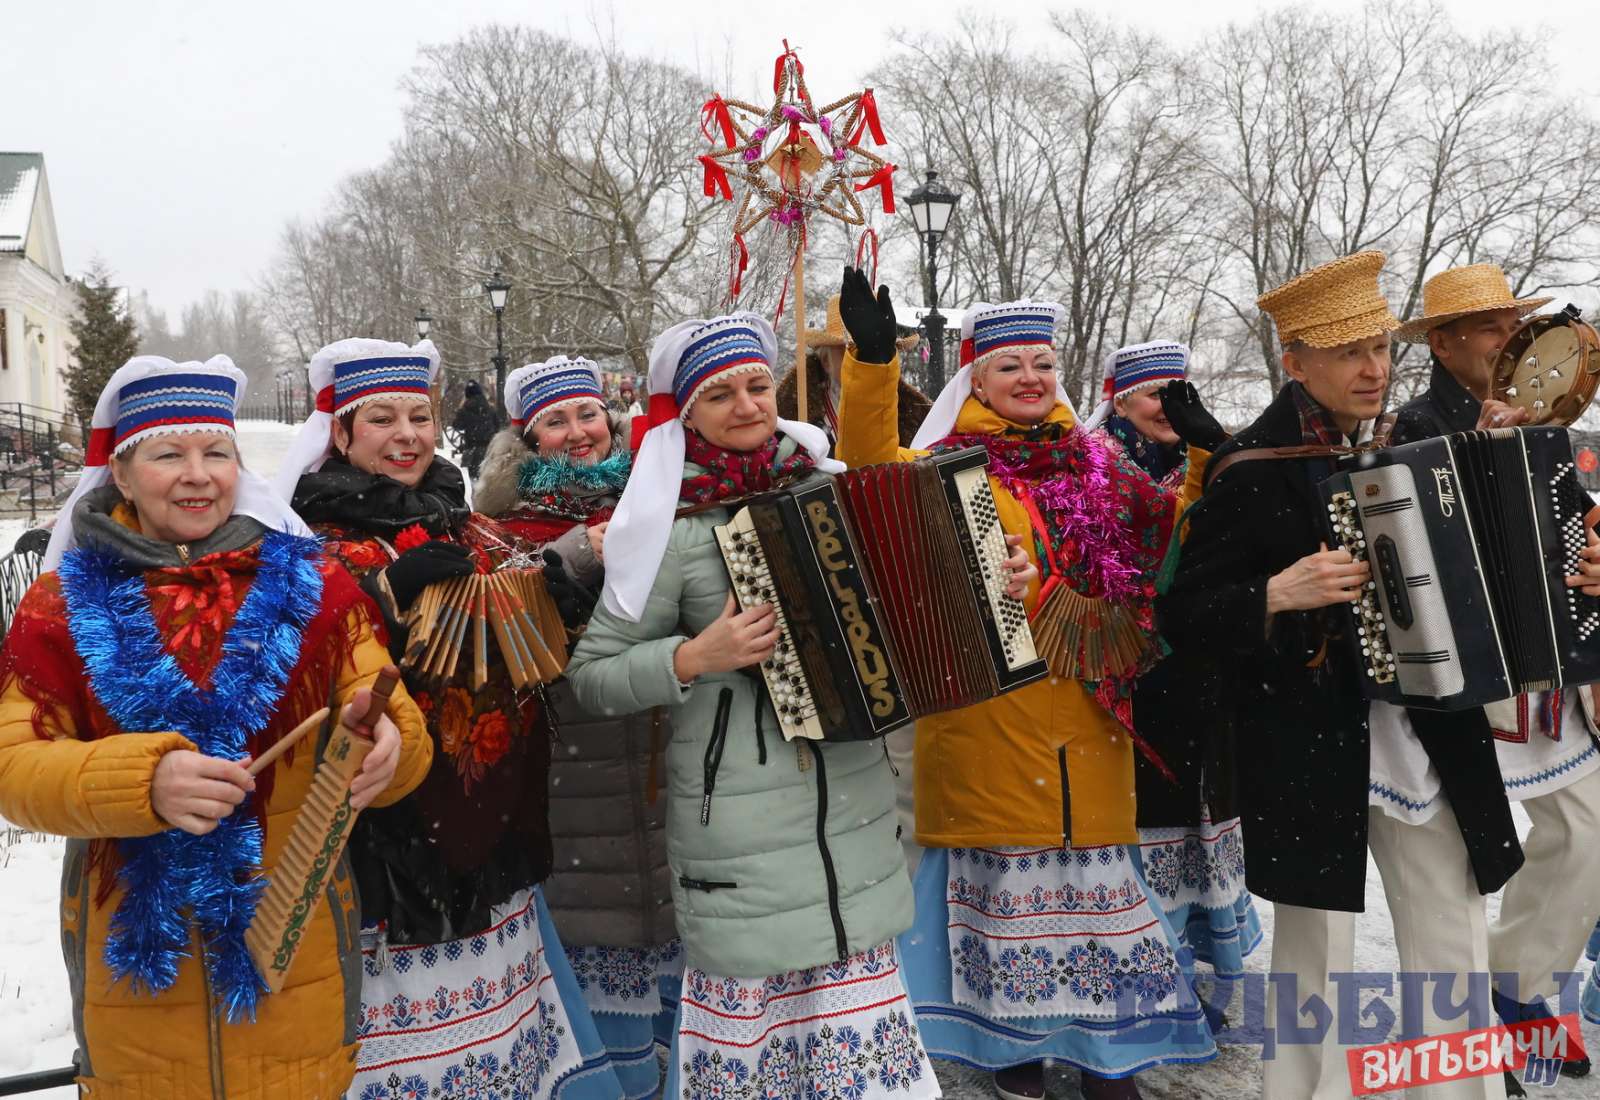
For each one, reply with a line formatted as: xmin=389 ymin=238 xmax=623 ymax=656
xmin=568 ymin=311 xmax=1007 ymax=1100
xmin=1080 ymin=343 xmax=1262 ymax=987
xmin=0 ymin=356 xmax=431 ymax=1099
xmin=473 ymin=356 xmax=681 ymax=1100
xmin=275 ymin=340 xmax=620 ymax=1100
xmin=834 ymin=269 xmax=1217 ymax=1100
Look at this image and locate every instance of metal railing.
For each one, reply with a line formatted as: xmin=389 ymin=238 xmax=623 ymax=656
xmin=0 ymin=404 xmax=81 ymax=522
xmin=0 ymin=1058 xmax=77 ymax=1096
xmin=0 ymin=538 xmax=42 ymax=643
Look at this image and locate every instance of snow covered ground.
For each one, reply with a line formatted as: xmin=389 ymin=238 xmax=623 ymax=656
xmin=4 ymin=421 xmax=1600 ymax=1098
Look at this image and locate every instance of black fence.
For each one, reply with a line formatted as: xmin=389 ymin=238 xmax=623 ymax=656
xmin=0 ymin=1059 xmax=77 ymax=1096
xmin=0 ymin=404 xmax=81 ymax=523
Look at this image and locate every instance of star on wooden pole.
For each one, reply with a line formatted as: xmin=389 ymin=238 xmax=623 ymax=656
xmin=696 ymin=41 xmax=897 ymax=421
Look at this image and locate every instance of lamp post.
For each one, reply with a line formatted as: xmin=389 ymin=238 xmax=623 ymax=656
xmin=905 ymin=169 xmax=962 ymax=393
xmin=483 ymin=273 xmax=511 ymax=396
xmin=414 ymin=308 xmax=432 ymax=343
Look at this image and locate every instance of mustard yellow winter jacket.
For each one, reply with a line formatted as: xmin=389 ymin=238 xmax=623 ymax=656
xmin=0 ymin=542 xmax=430 ymax=1099
xmin=837 ymin=349 xmax=1205 ymax=848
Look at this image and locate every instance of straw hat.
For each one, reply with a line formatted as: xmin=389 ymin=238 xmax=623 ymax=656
xmin=803 ymin=295 xmax=920 ymax=354
xmin=1257 ymin=250 xmax=1399 ymax=349
xmin=1394 ymin=263 xmax=1552 ymax=343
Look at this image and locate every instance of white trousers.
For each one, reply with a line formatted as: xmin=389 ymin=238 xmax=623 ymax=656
xmin=1489 ymin=764 xmax=1600 ymax=1005
xmin=1264 ymin=802 xmax=1504 ymax=1100
xmin=885 ymin=725 xmax=922 ymax=877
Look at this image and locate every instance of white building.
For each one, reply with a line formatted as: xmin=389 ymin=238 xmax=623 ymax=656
xmin=0 ymin=153 xmax=76 ymax=414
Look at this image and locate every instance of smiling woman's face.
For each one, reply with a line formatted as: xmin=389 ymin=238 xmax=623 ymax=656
xmin=110 ymin=432 xmax=239 ymax=545
xmin=973 ymin=347 xmax=1058 ymax=425
xmin=334 ymin=399 xmax=437 ymax=487
xmin=530 ymin=399 xmax=612 ymax=465
xmin=685 ymin=371 xmax=778 ymax=451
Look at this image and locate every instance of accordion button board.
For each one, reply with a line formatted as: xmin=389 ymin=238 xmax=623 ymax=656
xmin=713 ymin=448 xmax=1047 ymax=742
xmin=1319 ymin=426 xmax=1600 ymax=710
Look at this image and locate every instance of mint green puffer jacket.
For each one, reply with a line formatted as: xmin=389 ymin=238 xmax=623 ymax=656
xmin=567 ymin=460 xmax=913 ymax=979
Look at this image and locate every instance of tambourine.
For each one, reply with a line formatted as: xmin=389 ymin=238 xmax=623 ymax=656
xmin=1491 ymin=304 xmax=1600 ymax=426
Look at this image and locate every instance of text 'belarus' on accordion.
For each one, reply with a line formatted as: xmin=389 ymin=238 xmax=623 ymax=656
xmin=1319 ymin=426 xmax=1600 ymax=709
xmin=714 ymin=447 xmax=1048 ymax=742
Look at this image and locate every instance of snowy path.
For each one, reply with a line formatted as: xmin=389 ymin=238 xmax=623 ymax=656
xmin=4 ymin=422 xmax=1600 ymax=1098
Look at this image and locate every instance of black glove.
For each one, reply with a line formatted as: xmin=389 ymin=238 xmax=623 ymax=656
xmin=542 ymin=550 xmax=599 ymax=628
xmin=1158 ymin=381 xmax=1228 ymax=452
xmin=838 ymin=265 xmax=898 ymax=365
xmin=384 ymin=540 xmax=475 ymax=611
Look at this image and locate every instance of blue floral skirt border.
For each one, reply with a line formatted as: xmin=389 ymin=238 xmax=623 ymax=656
xmin=898 ymin=846 xmax=1218 ymax=1079
xmin=1133 ymin=817 xmax=1263 ymax=979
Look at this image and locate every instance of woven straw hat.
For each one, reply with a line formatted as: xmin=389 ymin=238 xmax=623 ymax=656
xmin=1257 ymin=250 xmax=1399 ymax=349
xmin=803 ymin=295 xmax=920 ymax=353
xmin=1394 ymin=264 xmax=1553 ymax=343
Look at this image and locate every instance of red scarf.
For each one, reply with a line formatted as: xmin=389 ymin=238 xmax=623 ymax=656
xmin=679 ymin=429 xmax=817 ymax=505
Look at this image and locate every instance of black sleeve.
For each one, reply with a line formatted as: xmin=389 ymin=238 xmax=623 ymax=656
xmin=1157 ymin=463 xmax=1323 ymax=675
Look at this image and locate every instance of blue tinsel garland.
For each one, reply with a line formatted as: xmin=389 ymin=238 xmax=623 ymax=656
xmin=58 ymin=530 xmax=324 ymax=1021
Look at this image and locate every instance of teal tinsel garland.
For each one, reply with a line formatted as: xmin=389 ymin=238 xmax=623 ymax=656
xmin=516 ymin=449 xmax=631 ymax=498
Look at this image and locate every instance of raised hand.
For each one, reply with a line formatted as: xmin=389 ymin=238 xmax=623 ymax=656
xmin=838 ymin=266 xmax=898 ymax=365
xmin=1158 ymin=381 xmax=1228 ymax=452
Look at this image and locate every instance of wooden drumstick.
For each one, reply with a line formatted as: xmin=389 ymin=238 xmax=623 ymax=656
xmin=247 ymin=706 xmax=331 ymax=777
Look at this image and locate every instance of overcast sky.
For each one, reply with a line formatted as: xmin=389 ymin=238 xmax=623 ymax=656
xmin=12 ymin=0 xmax=1599 ymax=324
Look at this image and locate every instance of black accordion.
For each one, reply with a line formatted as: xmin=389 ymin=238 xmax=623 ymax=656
xmin=1319 ymin=426 xmax=1600 ymax=709
xmin=714 ymin=447 xmax=1048 ymax=741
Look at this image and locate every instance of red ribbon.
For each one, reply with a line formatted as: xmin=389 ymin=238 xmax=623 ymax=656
xmin=85 ymin=426 xmax=114 ymax=466
xmin=729 ymin=233 xmax=749 ymax=299
xmin=315 ymin=385 xmax=334 ymax=413
xmin=854 ymin=229 xmax=880 ymax=286
xmin=773 ymin=42 xmax=802 ymax=94
xmin=960 ymin=336 xmax=975 ymax=368
xmin=699 ymin=155 xmax=732 ymax=201
xmin=700 ymin=95 xmax=735 ymax=147
xmin=854 ymin=163 xmax=897 ymax=214
xmin=630 ymin=392 xmax=681 ymax=453
xmin=848 ymin=89 xmax=886 ymax=146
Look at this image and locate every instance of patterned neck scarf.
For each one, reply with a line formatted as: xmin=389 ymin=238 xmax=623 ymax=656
xmin=933 ymin=424 xmax=1175 ymax=742
xmin=1107 ymin=414 xmax=1183 ymax=484
xmin=1289 ymin=380 xmax=1395 ymax=448
xmin=679 ymin=428 xmax=818 ymax=505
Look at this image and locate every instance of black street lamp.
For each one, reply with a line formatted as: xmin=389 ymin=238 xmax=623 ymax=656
xmin=905 ymin=169 xmax=962 ymax=393
xmin=415 ymin=308 xmax=432 ymax=342
xmin=483 ymin=273 xmax=511 ymax=395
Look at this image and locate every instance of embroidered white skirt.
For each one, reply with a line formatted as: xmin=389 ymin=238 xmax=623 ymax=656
xmin=665 ymin=940 xmax=940 ymax=1100
xmin=899 ymin=844 xmax=1216 ymax=1078
xmin=1134 ymin=814 xmax=1262 ymax=978
xmin=348 ymin=887 xmax=619 ymax=1100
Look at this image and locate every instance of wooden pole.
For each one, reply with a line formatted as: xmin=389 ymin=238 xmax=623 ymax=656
xmin=794 ymin=240 xmax=808 ymax=424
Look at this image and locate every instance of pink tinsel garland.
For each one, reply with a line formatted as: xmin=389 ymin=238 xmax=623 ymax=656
xmin=938 ymin=429 xmax=1168 ymax=608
